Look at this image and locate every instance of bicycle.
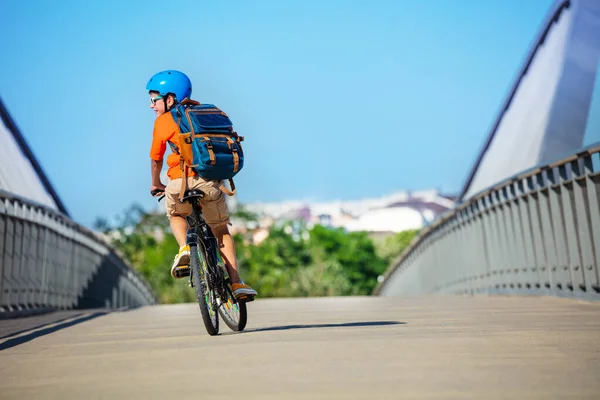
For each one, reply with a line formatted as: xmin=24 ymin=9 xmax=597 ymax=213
xmin=152 ymin=188 xmax=249 ymax=336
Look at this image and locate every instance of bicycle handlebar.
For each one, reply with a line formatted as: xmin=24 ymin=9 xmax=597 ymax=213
xmin=151 ymin=189 xmax=165 ymax=202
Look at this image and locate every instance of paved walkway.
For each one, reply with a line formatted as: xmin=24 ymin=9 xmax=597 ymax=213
xmin=1 ymin=296 xmax=599 ymax=399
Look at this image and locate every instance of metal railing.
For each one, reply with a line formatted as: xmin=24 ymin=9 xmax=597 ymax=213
xmin=0 ymin=190 xmax=157 ymax=316
xmin=375 ymin=144 xmax=600 ymax=301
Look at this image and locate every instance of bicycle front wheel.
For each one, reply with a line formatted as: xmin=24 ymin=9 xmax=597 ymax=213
xmin=190 ymin=244 xmax=219 ymax=336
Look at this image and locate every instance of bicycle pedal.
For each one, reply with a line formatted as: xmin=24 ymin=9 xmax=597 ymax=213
xmin=174 ymin=266 xmax=191 ymax=278
xmin=237 ymin=295 xmax=255 ymax=303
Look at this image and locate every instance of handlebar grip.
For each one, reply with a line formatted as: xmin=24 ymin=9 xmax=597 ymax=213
xmin=151 ymin=189 xmax=164 ymax=196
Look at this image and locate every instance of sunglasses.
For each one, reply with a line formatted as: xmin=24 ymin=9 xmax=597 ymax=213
xmin=150 ymin=95 xmax=164 ymax=105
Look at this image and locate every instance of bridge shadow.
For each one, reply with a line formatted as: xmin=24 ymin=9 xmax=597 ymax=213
xmin=0 ymin=310 xmax=111 ymax=351
xmin=0 ymin=312 xmax=85 ymax=340
xmin=242 ymin=320 xmax=405 ymax=334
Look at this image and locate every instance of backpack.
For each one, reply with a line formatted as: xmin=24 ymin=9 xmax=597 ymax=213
xmin=168 ymin=99 xmax=244 ymax=199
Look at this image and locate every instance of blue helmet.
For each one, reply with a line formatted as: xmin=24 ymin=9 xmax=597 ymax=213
xmin=146 ymin=70 xmax=192 ymax=101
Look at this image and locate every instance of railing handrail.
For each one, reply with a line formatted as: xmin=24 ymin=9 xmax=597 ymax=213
xmin=374 ymin=141 xmax=600 ymax=295
xmin=0 ymin=189 xmax=157 ymax=304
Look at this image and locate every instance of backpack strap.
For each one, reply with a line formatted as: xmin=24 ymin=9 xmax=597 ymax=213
xmin=179 ymin=159 xmax=189 ymax=202
xmin=174 ymin=109 xmax=188 ymax=202
xmin=180 ymin=98 xmax=201 ymax=106
xmin=219 ymin=179 xmax=236 ymax=196
xmin=226 ymin=137 xmax=240 ymax=173
xmin=202 ymin=136 xmax=217 ymax=166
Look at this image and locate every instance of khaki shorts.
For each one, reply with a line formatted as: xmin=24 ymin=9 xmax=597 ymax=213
xmin=165 ymin=177 xmax=230 ymax=229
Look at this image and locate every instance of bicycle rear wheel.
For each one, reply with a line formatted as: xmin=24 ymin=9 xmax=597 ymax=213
xmin=218 ymin=280 xmax=247 ymax=332
xmin=190 ymin=244 xmax=219 ymax=336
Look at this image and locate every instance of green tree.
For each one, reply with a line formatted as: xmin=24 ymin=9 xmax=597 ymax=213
xmin=375 ymin=229 xmax=420 ymax=263
xmin=97 ymin=202 xmax=407 ymax=302
xmin=95 ymin=204 xmax=195 ymax=304
xmin=237 ymin=223 xmax=389 ymax=297
xmin=239 ymin=226 xmax=312 ymax=297
xmin=308 ymin=225 xmax=388 ymax=294
xmin=288 ymin=247 xmax=355 ymax=296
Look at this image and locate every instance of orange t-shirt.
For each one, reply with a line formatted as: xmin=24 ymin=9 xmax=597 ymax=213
xmin=149 ymin=112 xmax=195 ymax=180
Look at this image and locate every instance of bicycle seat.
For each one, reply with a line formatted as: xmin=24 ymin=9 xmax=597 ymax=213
xmin=181 ymin=190 xmax=205 ymax=203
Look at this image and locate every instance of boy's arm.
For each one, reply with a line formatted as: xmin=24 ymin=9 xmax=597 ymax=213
xmin=150 ymin=159 xmax=165 ymax=191
xmin=149 ymin=120 xmax=168 ymax=193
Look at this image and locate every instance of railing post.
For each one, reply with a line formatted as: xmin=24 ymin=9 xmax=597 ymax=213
xmin=582 ymin=153 xmax=600 ymax=293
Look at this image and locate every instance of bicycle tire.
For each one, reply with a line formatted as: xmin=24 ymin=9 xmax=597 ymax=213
xmin=190 ymin=244 xmax=219 ymax=336
xmin=218 ymin=283 xmax=248 ymax=332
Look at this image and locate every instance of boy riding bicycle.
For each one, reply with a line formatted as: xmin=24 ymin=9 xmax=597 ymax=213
xmin=146 ymin=70 xmax=257 ymax=301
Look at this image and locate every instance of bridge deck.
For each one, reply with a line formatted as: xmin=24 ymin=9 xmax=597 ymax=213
xmin=0 ymin=296 xmax=599 ymax=399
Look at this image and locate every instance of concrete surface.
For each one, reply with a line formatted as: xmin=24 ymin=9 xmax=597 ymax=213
xmin=0 ymin=296 xmax=599 ymax=399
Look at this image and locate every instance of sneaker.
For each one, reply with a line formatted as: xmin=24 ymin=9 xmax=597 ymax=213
xmin=171 ymin=245 xmax=191 ymax=278
xmin=232 ymin=283 xmax=257 ymax=300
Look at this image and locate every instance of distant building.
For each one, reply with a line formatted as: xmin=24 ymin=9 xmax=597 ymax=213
xmin=239 ymin=189 xmax=456 ymax=236
xmin=341 ymin=191 xmax=455 ymax=234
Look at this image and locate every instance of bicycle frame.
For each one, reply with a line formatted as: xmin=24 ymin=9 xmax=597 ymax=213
xmin=185 ymin=199 xmax=213 ymax=283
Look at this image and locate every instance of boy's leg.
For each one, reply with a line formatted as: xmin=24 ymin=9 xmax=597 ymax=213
xmin=165 ymin=179 xmax=193 ymax=278
xmin=211 ymin=223 xmax=256 ymax=299
xmin=170 ymin=216 xmax=188 ymax=247
xmin=211 ymin=224 xmax=241 ymax=284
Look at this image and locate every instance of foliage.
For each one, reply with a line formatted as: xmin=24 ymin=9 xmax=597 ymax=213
xmin=308 ymin=225 xmax=387 ymax=294
xmin=93 ymin=203 xmax=195 ymax=304
xmin=95 ymin=204 xmax=420 ymax=303
xmin=373 ymin=229 xmax=421 ymax=263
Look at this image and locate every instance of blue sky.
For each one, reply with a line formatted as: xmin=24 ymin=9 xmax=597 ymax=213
xmin=0 ymin=0 xmax=554 ymax=227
